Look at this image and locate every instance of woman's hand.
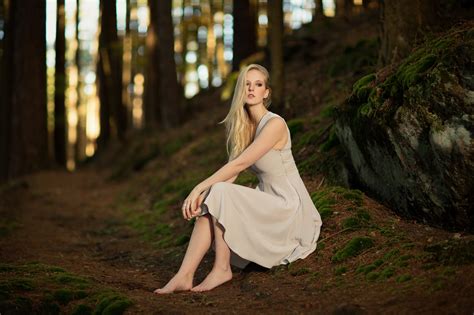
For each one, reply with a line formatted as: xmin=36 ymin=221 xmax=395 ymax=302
xmin=182 ymin=187 xmax=208 ymax=220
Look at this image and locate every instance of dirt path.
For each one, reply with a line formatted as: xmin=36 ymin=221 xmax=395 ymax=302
xmin=1 ymin=168 xmax=473 ymax=314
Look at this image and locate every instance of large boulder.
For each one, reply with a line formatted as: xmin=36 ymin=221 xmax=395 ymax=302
xmin=334 ymin=23 xmax=474 ymax=232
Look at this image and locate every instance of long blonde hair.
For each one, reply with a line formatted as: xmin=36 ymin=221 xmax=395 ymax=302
xmin=220 ymin=64 xmax=272 ymax=161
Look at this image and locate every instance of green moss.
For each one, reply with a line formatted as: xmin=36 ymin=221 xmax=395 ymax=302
xmin=311 ymin=189 xmax=336 ymax=220
xmin=54 ymin=274 xmax=90 ymax=286
xmin=0 ymin=218 xmax=21 ymax=237
xmin=321 ymin=105 xmax=336 ymax=118
xmin=399 ymin=254 xmax=414 ymax=261
xmin=356 ymin=263 xmax=377 ymax=275
xmin=352 ymin=73 xmax=376 ymax=99
xmin=0 ymin=263 xmax=17 ymax=272
xmin=235 ymin=170 xmax=259 ymax=186
xmin=72 ymin=304 xmax=93 ymax=315
xmin=327 ymin=38 xmax=379 ymax=77
xmin=384 ymin=248 xmax=400 ymax=260
xmin=396 ymin=274 xmax=412 ymax=283
xmin=341 ymin=217 xmax=362 ymax=230
xmin=355 ymin=208 xmax=371 ymax=220
xmin=0 ymin=278 xmax=35 ymax=291
xmin=331 ymin=237 xmax=374 ymax=263
xmin=290 ymin=267 xmax=311 ymax=276
xmin=287 ymin=118 xmax=305 ymax=135
xmin=162 ymin=133 xmax=193 ymax=157
xmin=424 ymin=239 xmax=474 ymax=265
xmin=94 ymin=292 xmax=133 ymax=315
xmin=295 ymin=129 xmax=321 ymax=150
xmin=319 ymin=125 xmax=340 ymax=152
xmin=380 ymin=267 xmax=395 ymax=279
xmin=366 ymin=271 xmax=379 ymax=281
xmin=334 ymin=266 xmax=348 ymax=275
xmin=398 ymin=54 xmax=437 ymax=89
xmin=373 ymin=259 xmax=384 ymax=267
xmin=174 ymin=234 xmax=190 ymax=246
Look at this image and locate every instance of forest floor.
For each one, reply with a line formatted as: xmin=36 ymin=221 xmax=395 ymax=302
xmin=1 ymin=11 xmax=474 ymax=315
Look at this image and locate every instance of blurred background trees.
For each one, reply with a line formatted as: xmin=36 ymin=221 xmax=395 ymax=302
xmin=0 ymin=0 xmax=471 ymax=183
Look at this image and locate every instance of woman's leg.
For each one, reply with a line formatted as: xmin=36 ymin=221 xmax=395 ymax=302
xmin=191 ymin=216 xmax=232 ymax=292
xmin=154 ymin=214 xmax=214 ymax=294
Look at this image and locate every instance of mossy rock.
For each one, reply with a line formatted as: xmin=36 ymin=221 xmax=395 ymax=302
xmin=334 ymin=23 xmax=474 ymax=232
xmin=332 ymin=237 xmax=375 ymax=263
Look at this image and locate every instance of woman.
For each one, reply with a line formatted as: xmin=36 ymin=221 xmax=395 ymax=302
xmin=154 ymin=64 xmax=322 ymax=294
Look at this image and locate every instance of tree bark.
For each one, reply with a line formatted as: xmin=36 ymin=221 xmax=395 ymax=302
xmin=74 ymin=0 xmax=87 ymax=163
xmin=378 ymin=0 xmax=440 ymax=66
xmin=267 ymin=0 xmax=284 ymax=112
xmin=315 ymin=0 xmax=324 ymax=18
xmin=54 ymin=0 xmax=67 ymax=167
xmin=97 ymin=0 xmax=127 ymax=150
xmin=0 ymin=0 xmax=13 ymax=181
xmin=156 ymin=0 xmax=182 ymax=128
xmin=1 ymin=0 xmax=49 ymax=181
xmin=344 ymin=0 xmax=354 ymax=16
xmin=144 ymin=0 xmax=160 ymax=129
xmin=232 ymin=0 xmax=257 ymax=71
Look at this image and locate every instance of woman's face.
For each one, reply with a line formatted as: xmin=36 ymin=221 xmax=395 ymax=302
xmin=245 ymin=69 xmax=269 ymax=106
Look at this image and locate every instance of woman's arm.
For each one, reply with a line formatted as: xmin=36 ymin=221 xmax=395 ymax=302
xmin=194 ymin=117 xmax=286 ymax=193
xmin=183 ymin=117 xmax=286 ymax=219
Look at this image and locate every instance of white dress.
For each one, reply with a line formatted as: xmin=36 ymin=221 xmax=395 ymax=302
xmin=199 ymin=111 xmax=323 ymax=268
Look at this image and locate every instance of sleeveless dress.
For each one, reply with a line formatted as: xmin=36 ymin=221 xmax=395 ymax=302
xmin=199 ymin=111 xmax=323 ymax=269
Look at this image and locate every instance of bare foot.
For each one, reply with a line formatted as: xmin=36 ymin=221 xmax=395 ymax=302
xmin=191 ymin=268 xmax=232 ymax=292
xmin=153 ymin=273 xmax=193 ymax=294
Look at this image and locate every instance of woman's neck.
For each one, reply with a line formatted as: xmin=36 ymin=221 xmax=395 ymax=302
xmin=247 ymin=105 xmax=269 ymax=125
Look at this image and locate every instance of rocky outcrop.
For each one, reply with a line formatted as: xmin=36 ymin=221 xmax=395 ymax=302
xmin=334 ymin=23 xmax=474 ymax=232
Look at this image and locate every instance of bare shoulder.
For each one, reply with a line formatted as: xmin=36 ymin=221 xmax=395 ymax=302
xmin=262 ymin=116 xmax=287 ymax=131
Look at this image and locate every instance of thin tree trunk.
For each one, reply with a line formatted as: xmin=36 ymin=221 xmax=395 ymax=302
xmin=0 ymin=0 xmax=13 ymax=182
xmin=97 ymin=0 xmax=127 ymax=148
xmin=144 ymin=0 xmax=160 ymax=129
xmin=344 ymin=0 xmax=354 ymax=16
xmin=232 ymin=0 xmax=257 ymax=71
xmin=54 ymin=0 xmax=67 ymax=167
xmin=156 ymin=0 xmax=182 ymax=128
xmin=267 ymin=0 xmax=284 ymax=112
xmin=74 ymin=0 xmax=86 ymax=163
xmin=316 ymin=0 xmax=324 ymax=18
xmin=6 ymin=0 xmax=49 ymax=179
xmin=378 ymin=0 xmax=440 ymax=66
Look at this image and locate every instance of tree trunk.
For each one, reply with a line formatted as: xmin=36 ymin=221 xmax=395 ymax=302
xmin=1 ymin=0 xmax=49 ymax=181
xmin=97 ymin=0 xmax=126 ymax=150
xmin=74 ymin=0 xmax=87 ymax=163
xmin=144 ymin=0 xmax=160 ymax=129
xmin=315 ymin=0 xmax=324 ymax=18
xmin=378 ymin=0 xmax=440 ymax=66
xmin=0 ymin=0 xmax=13 ymax=182
xmin=232 ymin=0 xmax=257 ymax=71
xmin=344 ymin=0 xmax=354 ymax=16
xmin=156 ymin=0 xmax=182 ymax=129
xmin=54 ymin=0 xmax=67 ymax=167
xmin=267 ymin=0 xmax=284 ymax=112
